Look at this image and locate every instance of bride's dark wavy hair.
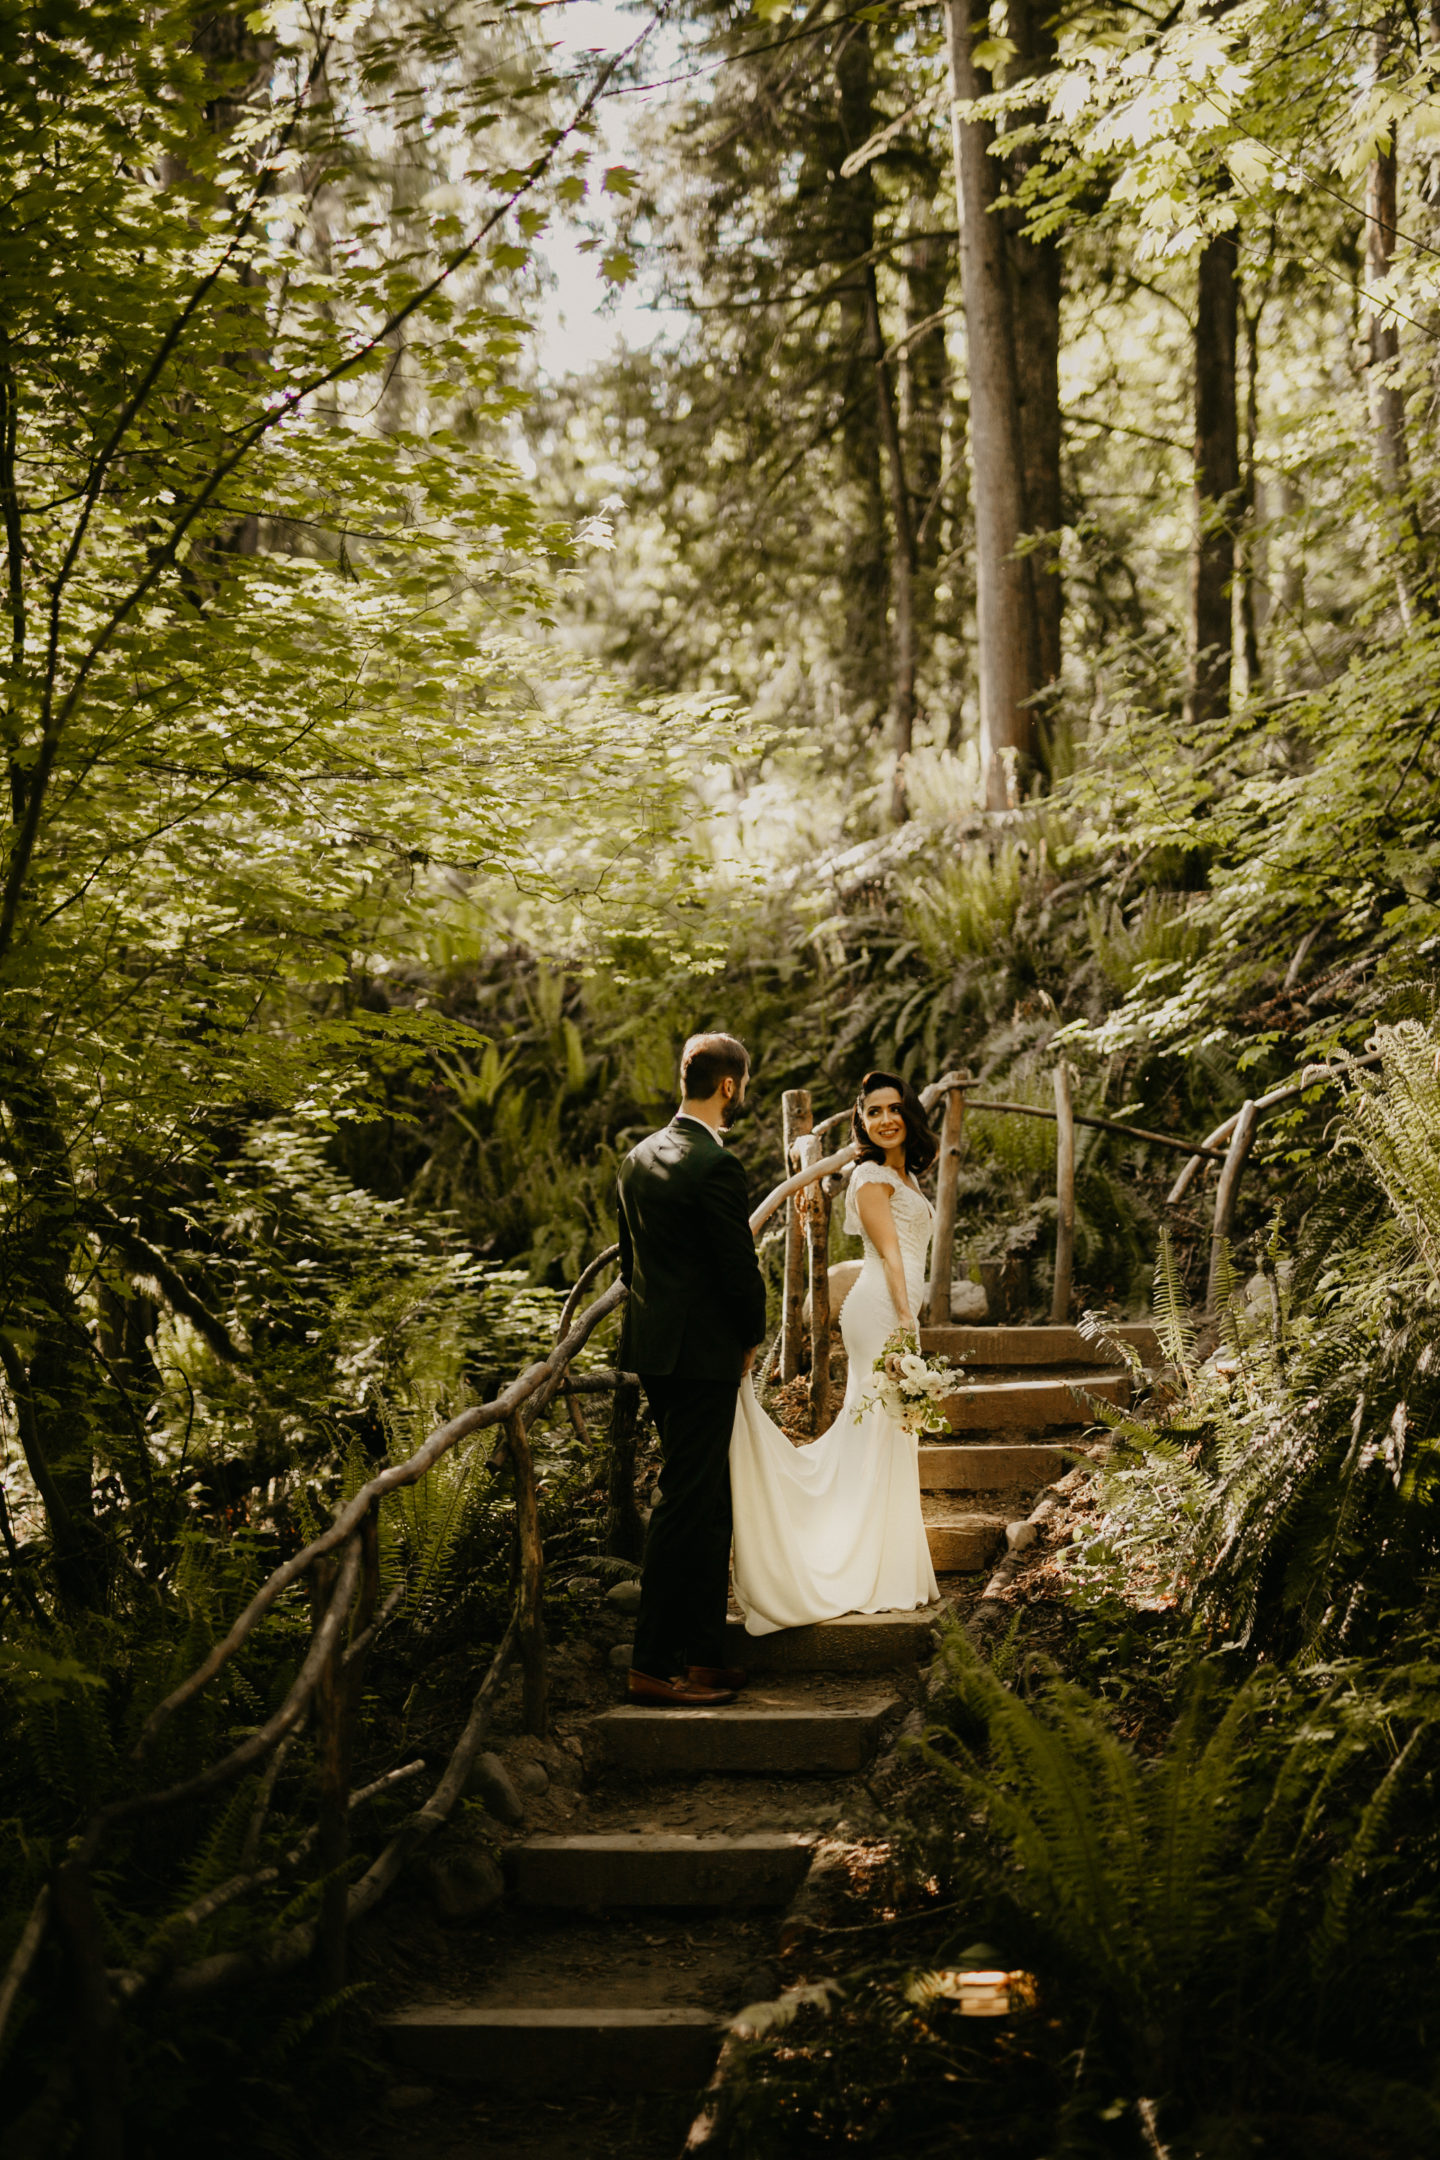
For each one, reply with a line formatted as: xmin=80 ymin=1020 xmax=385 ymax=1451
xmin=850 ymin=1070 xmax=938 ymax=1177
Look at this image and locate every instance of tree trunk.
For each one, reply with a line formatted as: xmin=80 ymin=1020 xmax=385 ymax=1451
xmin=864 ymin=269 xmax=917 ymax=822
xmin=0 ymin=1038 xmax=105 ymax=1606
xmin=834 ymin=27 xmax=889 ymax=723
xmin=1236 ymin=294 xmax=1263 ymax=701
xmin=899 ymin=198 xmax=950 ymax=611
xmin=946 ymin=0 xmax=1043 ymax=807
xmin=1186 ymin=230 xmax=1240 ymax=728
xmin=1004 ymin=0 xmax=1064 ymax=700
xmin=1366 ymin=43 xmax=1408 ymax=502
xmin=1365 ymin=28 xmax=1421 ymax=619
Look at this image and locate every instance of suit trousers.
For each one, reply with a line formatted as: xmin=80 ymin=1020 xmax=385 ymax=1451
xmin=631 ymin=1369 xmax=738 ymax=1678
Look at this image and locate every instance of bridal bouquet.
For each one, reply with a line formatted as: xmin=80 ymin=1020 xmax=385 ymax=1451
xmin=857 ymin=1329 xmax=958 ymax=1435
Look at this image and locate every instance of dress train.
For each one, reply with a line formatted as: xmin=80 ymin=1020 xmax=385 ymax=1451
xmin=730 ymin=1162 xmax=940 ymax=1635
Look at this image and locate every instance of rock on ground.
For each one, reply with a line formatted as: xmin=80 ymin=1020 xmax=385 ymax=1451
xmin=465 ymin=1750 xmax=526 ymax=1826
xmin=421 ymin=1841 xmax=504 ymax=1923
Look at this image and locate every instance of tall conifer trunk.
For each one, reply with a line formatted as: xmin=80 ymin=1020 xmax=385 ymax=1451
xmin=865 ymin=271 xmax=918 ymax=820
xmin=1366 ymin=114 xmax=1408 ymax=498
xmin=899 ymin=201 xmax=949 ymax=614
xmin=834 ymin=27 xmax=889 ymax=721
xmin=1236 ymin=295 xmax=1264 ymax=700
xmin=945 ymin=0 xmax=1042 ymax=807
xmin=1186 ymin=231 xmax=1239 ymax=728
xmin=1004 ymin=0 xmax=1063 ymax=698
xmin=1365 ymin=27 xmax=1420 ymax=620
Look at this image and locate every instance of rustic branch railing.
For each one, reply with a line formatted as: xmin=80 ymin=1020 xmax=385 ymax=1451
xmin=927 ymin=1081 xmax=967 ymax=1326
xmin=0 ymin=1271 xmax=627 ymax=2100
xmin=1165 ymin=1051 xmax=1384 ymax=1206
xmin=763 ymin=1051 xmax=1382 ymax=1362
xmin=780 ymin=1087 xmax=812 ymax=1380
xmin=1052 ymin=1062 xmax=1076 ymax=1324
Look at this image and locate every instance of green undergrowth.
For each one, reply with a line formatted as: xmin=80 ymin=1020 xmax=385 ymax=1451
xmin=721 ymin=1634 xmax=1440 ymax=2159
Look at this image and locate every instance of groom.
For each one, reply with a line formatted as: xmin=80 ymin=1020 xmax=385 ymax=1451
xmin=616 ymin=1032 xmax=768 ymax=1707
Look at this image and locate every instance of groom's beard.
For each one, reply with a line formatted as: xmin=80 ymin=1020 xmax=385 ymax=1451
xmin=720 ymin=1094 xmax=746 ymax=1130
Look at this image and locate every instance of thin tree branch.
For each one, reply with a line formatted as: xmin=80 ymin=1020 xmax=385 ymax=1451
xmin=88 ymin=1212 xmax=246 ymax=1365
xmin=0 ymin=1886 xmax=50 ymax=2056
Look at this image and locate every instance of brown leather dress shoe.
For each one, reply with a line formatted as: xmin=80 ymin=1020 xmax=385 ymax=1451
xmin=626 ymin=1669 xmax=736 ymax=1707
xmin=686 ymin=1664 xmax=747 ymax=1692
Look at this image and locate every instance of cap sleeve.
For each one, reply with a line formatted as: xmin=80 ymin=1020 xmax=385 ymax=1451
xmin=843 ymin=1159 xmax=898 ymax=1238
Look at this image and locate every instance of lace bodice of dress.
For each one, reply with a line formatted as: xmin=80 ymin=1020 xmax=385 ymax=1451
xmin=843 ymin=1160 xmax=933 ymax=1293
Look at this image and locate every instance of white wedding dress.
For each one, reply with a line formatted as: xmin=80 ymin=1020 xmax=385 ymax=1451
xmin=730 ymin=1160 xmax=940 ymax=1634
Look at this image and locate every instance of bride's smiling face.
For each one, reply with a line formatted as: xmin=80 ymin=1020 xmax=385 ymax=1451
xmin=861 ymin=1087 xmax=906 ymax=1159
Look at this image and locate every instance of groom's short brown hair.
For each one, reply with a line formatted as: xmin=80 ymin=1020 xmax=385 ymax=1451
xmin=680 ymin=1032 xmax=749 ymax=1100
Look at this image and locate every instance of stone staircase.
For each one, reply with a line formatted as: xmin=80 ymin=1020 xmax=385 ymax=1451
xmin=918 ymin=1321 xmax=1157 ymax=1573
xmin=381 ymin=1611 xmax=932 ymax=2102
xmin=378 ymin=1324 xmax=1153 ymax=2118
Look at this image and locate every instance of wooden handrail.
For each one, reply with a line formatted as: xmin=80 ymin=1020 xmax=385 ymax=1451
xmin=806 ymin=1086 xmax=1227 ymax=1172
xmin=1207 ymin=1099 xmax=1260 ymax=1317
xmin=749 ymin=1140 xmax=859 ymax=1234
xmin=780 ymin=1087 xmax=813 ymax=1381
xmin=557 ymin=1244 xmax=619 ymax=1339
xmin=135 ymin=1275 xmax=624 ymax=1752
xmin=926 ymin=1082 xmax=967 ymax=1326
xmin=0 ymin=1268 xmax=639 ymax=2058
xmin=1166 ymin=1051 xmax=1385 ymax=1206
xmin=967 ymin=1097 xmax=1226 ymax=1162
xmin=1051 ymin=1063 xmax=1076 ymax=1323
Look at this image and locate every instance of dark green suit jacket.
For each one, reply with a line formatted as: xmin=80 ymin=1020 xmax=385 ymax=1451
xmin=616 ymin=1117 xmax=769 ymax=1381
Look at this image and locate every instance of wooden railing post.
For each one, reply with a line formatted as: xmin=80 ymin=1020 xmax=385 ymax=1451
xmin=796 ymin=1134 xmax=833 ymax=1427
xmin=1052 ymin=1061 xmax=1076 ymax=1324
xmin=925 ymin=1078 xmax=967 ymax=1326
xmin=603 ymin=1378 xmax=645 ymax=1562
xmin=1207 ymin=1098 xmax=1259 ymax=1319
xmin=314 ymin=1516 xmax=376 ymax=1993
xmin=780 ymin=1088 xmax=813 ymax=1381
xmin=53 ymin=1858 xmax=125 ymax=2159
xmin=505 ymin=1411 xmax=547 ymax=1735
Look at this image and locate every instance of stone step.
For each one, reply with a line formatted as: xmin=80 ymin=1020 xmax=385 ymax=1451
xmin=924 ymin=1509 xmax=1006 ymax=1573
xmin=939 ymin=1369 xmax=1129 ymax=1431
xmin=722 ymin=1605 xmax=943 ymax=1673
xmin=922 ymin=1322 xmax=1159 ymax=1367
xmin=508 ymin=1831 xmax=812 ymax=1909
xmin=591 ymin=1688 xmax=902 ymax=1776
xmin=919 ymin=1442 xmax=1066 ymax=1491
xmin=384 ymin=2005 xmax=721 ymax=2091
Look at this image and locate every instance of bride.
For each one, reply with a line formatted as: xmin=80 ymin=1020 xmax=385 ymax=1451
xmin=730 ymin=1071 xmax=941 ymax=1633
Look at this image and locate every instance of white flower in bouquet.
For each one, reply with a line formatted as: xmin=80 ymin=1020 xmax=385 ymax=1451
xmin=856 ymin=1329 xmax=960 ymax=1436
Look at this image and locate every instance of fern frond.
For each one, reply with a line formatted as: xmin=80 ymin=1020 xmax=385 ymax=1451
xmin=1152 ymin=1229 xmax=1197 ymax=1378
